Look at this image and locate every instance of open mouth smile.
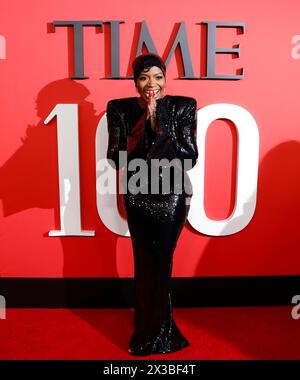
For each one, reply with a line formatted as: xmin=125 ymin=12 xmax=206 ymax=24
xmin=144 ymin=89 xmax=160 ymax=98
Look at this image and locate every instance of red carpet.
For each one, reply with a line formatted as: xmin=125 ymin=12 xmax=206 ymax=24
xmin=0 ymin=306 xmax=299 ymax=359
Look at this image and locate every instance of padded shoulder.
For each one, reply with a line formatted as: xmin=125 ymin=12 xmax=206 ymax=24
xmin=106 ymin=97 xmax=134 ymax=112
xmin=168 ymin=95 xmax=197 ymax=107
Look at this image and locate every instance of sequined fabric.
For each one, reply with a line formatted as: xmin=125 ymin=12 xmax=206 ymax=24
xmin=106 ymin=95 xmax=198 ymax=356
xmin=124 ymin=192 xmax=191 ymax=355
xmin=128 ymin=293 xmax=190 ymax=355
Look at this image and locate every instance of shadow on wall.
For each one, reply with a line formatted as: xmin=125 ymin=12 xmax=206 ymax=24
xmin=195 ymin=140 xmax=300 ymax=277
xmin=0 ymin=78 xmax=122 ymax=280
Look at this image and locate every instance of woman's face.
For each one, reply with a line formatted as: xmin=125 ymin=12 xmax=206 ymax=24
xmin=136 ymin=66 xmax=166 ymax=103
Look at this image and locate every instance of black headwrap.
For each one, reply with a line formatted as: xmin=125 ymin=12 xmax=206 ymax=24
xmin=132 ymin=53 xmax=166 ymax=86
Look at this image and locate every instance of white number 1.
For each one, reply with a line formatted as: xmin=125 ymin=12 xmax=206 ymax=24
xmin=44 ymin=104 xmax=95 ymax=236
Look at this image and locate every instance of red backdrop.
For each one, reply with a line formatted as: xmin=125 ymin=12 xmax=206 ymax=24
xmin=0 ymin=0 xmax=299 ymax=277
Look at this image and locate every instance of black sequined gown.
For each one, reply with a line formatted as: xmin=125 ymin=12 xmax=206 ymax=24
xmin=106 ymin=95 xmax=198 ymax=356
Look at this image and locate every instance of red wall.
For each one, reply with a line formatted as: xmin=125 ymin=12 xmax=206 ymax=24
xmin=0 ymin=0 xmax=300 ymax=277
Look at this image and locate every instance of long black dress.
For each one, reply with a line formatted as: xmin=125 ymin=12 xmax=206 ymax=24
xmin=106 ymin=95 xmax=198 ymax=355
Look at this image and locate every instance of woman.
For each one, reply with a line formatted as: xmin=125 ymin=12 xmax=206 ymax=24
xmin=106 ymin=53 xmax=198 ymax=355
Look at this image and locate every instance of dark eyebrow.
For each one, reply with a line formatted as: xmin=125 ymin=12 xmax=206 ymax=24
xmin=139 ymin=73 xmax=163 ymax=77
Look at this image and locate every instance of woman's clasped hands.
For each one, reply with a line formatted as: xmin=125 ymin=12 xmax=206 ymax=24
xmin=146 ymin=90 xmax=159 ymax=133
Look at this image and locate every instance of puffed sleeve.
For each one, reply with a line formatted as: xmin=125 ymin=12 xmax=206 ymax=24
xmin=146 ymin=98 xmax=198 ymax=170
xmin=106 ymin=100 xmax=127 ymax=170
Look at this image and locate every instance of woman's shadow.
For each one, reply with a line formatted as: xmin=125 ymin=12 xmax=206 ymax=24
xmin=0 ymin=78 xmax=133 ymax=353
